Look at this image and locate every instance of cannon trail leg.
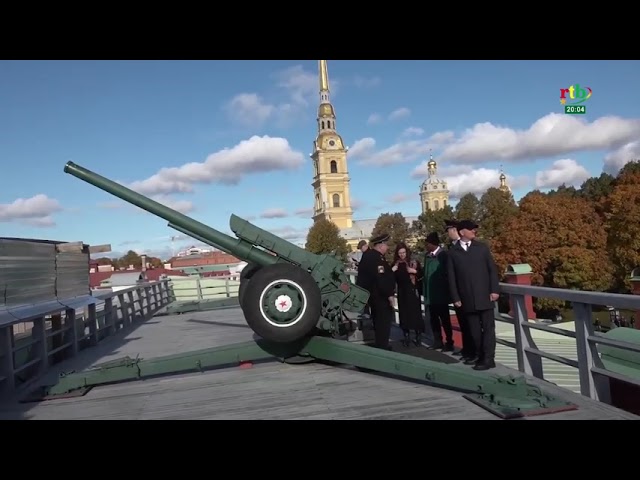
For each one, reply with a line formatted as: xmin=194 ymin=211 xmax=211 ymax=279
xmin=26 ymin=340 xmax=302 ymax=401
xmin=300 ymin=336 xmax=578 ymax=419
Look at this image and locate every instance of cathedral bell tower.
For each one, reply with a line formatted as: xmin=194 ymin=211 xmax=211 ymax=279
xmin=419 ymin=153 xmax=449 ymax=213
xmin=310 ymin=60 xmax=354 ymax=230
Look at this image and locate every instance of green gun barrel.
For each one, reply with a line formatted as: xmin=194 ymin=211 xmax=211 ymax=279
xmin=63 ymin=161 xmax=278 ymax=268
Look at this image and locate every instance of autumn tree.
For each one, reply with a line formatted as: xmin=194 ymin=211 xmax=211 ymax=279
xmin=492 ymin=191 xmax=614 ymax=312
xmin=305 ymin=218 xmax=350 ymax=260
xmin=409 ymin=205 xmax=455 ymax=255
xmin=477 ymin=187 xmax=519 ymax=244
xmin=454 ymin=193 xmax=480 ymax=222
xmin=370 ymin=212 xmax=410 ymax=262
xmin=604 ymin=167 xmax=640 ymax=291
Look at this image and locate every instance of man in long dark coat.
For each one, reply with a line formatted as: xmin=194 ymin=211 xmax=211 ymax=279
xmin=444 ymin=219 xmax=474 ymax=360
xmin=423 ymin=231 xmax=454 ymax=351
xmin=446 ymin=220 xmax=500 ymax=370
xmin=355 ymin=233 xmax=396 ymax=350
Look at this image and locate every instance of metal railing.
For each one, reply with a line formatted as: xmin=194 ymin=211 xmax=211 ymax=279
xmin=344 ymin=269 xmax=640 ymax=404
xmin=168 ymin=276 xmax=240 ymax=301
xmin=0 ymin=280 xmax=172 ymax=399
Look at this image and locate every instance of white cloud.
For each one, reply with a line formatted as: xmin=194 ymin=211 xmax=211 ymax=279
xmin=436 ymin=113 xmax=640 ymax=164
xmin=269 ymin=225 xmax=310 ymax=243
xmin=386 ymin=193 xmax=413 ymax=204
xmin=151 ymin=195 xmax=194 ymax=214
xmin=224 ymin=63 xmax=350 ymax=129
xmin=128 ymin=135 xmax=304 ymax=196
xmin=0 ymin=194 xmax=62 ymax=227
xmin=225 ymin=93 xmax=277 ymax=128
xmin=260 ymin=208 xmax=288 ymax=219
xmin=367 ymin=113 xmax=383 ymax=125
xmin=402 ymin=127 xmax=424 ymax=137
xmin=603 ymin=140 xmax=640 ymax=174
xmin=388 ymin=107 xmax=411 ymax=121
xmin=535 ymin=159 xmax=591 ymax=189
xmin=409 ymin=163 xmax=529 ymax=199
xmin=349 ymin=132 xmax=452 ymax=167
xmin=294 ymin=207 xmax=314 ymax=218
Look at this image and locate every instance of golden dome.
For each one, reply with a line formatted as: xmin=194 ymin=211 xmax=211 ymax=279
xmin=318 ymin=103 xmax=335 ymax=117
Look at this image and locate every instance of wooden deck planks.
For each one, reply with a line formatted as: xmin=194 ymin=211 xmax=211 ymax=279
xmin=0 ymin=307 xmax=637 ymax=420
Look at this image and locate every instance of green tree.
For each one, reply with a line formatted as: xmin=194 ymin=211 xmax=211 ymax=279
xmin=410 ymin=205 xmax=455 ymax=254
xmin=454 ymin=193 xmax=480 ymax=222
xmin=578 ymin=173 xmax=615 ymax=203
xmin=477 ymin=187 xmax=518 ymax=243
xmin=305 ymin=218 xmax=349 ymax=260
xmin=370 ymin=212 xmax=410 ymax=262
xmin=119 ymin=250 xmax=142 ymax=269
xmin=547 ymin=184 xmax=578 ymax=197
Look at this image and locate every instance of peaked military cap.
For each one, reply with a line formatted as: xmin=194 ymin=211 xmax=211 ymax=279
xmin=370 ymin=233 xmax=390 ymax=245
xmin=426 ymin=232 xmax=440 ymax=246
xmin=444 ymin=219 xmax=458 ymax=232
xmin=457 ymin=219 xmax=479 ymax=231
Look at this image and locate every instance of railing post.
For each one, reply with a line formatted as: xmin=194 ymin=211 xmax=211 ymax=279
xmin=511 ymin=294 xmax=544 ymax=378
xmin=572 ymin=301 xmax=611 ymax=402
xmin=87 ymin=303 xmax=98 ymax=346
xmin=630 ymin=268 xmax=640 ymax=329
xmin=196 ymin=278 xmax=203 ymax=301
xmin=64 ymin=308 xmax=79 ymax=357
xmin=0 ymin=326 xmax=15 ymax=396
xmin=104 ymin=297 xmax=115 ymax=335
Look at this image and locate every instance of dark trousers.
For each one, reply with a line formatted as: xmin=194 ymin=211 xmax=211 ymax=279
xmin=370 ymin=300 xmax=394 ymax=349
xmin=429 ymin=304 xmax=453 ymax=345
xmin=466 ymin=309 xmax=496 ymax=361
xmin=455 ymin=307 xmax=475 ymax=356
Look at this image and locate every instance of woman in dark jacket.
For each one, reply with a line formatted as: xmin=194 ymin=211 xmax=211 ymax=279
xmin=392 ymin=242 xmax=425 ymax=346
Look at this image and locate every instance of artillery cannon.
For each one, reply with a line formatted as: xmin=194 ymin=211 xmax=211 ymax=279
xmin=32 ymin=161 xmax=580 ymax=419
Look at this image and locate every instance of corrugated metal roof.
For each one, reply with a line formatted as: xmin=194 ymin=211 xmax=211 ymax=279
xmin=0 ymin=238 xmax=56 ymax=306
xmin=56 ymin=252 xmax=89 ymax=298
xmin=0 ymin=238 xmax=90 ymax=307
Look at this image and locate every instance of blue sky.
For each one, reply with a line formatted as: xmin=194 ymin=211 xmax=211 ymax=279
xmin=1 ymin=60 xmax=639 ymax=260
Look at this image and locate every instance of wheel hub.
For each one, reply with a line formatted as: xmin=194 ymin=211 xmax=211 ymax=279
xmin=261 ymin=281 xmax=304 ymax=326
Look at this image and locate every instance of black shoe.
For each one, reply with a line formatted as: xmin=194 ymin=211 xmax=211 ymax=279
xmin=463 ymin=357 xmax=478 ymax=365
xmin=442 ymin=342 xmax=454 ymax=352
xmin=401 ymin=332 xmax=411 ymax=347
xmin=429 ymin=341 xmax=444 ymax=350
xmin=413 ymin=331 xmax=422 ymax=346
xmin=473 ymin=359 xmax=496 ymax=371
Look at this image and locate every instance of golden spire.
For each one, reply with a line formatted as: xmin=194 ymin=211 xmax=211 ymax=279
xmin=319 ymin=60 xmax=330 ymax=93
xmin=316 ymin=60 xmax=336 ymax=127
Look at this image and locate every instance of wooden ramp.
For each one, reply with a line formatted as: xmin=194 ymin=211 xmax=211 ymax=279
xmin=0 ymin=307 xmax=637 ymax=420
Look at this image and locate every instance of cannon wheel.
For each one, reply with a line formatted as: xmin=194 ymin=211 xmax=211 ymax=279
xmin=238 ymin=263 xmax=261 ymax=309
xmin=242 ymin=263 xmax=321 ymax=343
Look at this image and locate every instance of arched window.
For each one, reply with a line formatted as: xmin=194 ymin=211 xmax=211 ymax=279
xmin=425 ymin=201 xmax=430 ymax=211
xmin=330 ymin=161 xmax=337 ymax=173
xmin=332 ymin=194 xmax=340 ymax=207
xmin=321 ymin=121 xmax=325 ymax=129
xmin=434 ymin=200 xmax=440 ymax=210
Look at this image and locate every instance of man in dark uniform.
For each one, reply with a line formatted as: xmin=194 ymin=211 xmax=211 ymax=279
xmin=353 ymin=240 xmax=370 ymax=316
xmin=446 ymin=219 xmax=500 ymax=370
xmin=444 ymin=219 xmax=475 ymax=360
xmin=355 ymin=233 xmax=396 ymax=350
